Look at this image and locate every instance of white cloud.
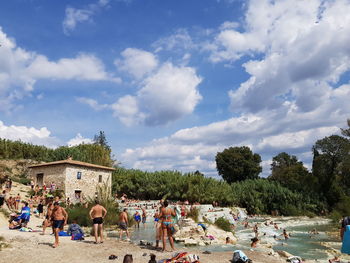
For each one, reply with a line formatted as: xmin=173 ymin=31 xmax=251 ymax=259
xmin=120 ymin=84 xmax=349 ymax=176
xmin=111 ymin=95 xmax=145 ymax=126
xmin=113 ymin=62 xmax=202 ymax=126
xmin=208 ymin=0 xmax=350 ymax=115
xmin=67 ymin=133 xmax=93 ymax=147
xmin=76 ymin=97 xmax=109 ymax=111
xmin=0 ymin=121 xmax=58 ymax=148
xmin=153 ymin=29 xmax=196 ymax=53
xmin=0 ymin=27 xmax=118 ymax=112
xmin=62 ymin=0 xmax=110 ymax=35
xmin=115 ymin=48 xmax=159 ymax=79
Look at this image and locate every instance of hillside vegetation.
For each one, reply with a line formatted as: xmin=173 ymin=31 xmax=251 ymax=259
xmin=1 ymin=121 xmax=350 ymax=218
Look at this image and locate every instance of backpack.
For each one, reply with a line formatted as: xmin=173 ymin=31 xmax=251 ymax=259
xmin=232 ymin=250 xmax=251 ymax=263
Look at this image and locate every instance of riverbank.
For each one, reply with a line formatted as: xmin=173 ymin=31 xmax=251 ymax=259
xmin=0 ymin=219 xmax=289 ymax=263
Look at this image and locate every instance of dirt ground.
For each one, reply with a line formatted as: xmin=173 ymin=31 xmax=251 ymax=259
xmin=0 ymin=228 xmax=286 ymax=263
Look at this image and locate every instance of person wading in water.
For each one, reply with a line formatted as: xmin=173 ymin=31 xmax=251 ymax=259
xmin=159 ymin=200 xmax=176 ymax=252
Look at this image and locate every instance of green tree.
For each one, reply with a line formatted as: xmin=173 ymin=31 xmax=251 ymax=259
xmin=341 ymin=119 xmax=350 ymax=138
xmin=269 ymin=152 xmax=312 ymax=192
xmin=312 ymin=135 xmax=350 ymax=207
xmin=215 ymin=146 xmax=262 ymax=184
xmin=93 ymin=131 xmax=110 ymax=150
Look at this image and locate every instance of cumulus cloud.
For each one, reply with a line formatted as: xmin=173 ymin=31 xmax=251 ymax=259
xmin=0 ymin=121 xmax=58 ymax=147
xmin=115 ymin=48 xmax=159 ymax=79
xmin=0 ymin=27 xmax=117 ymax=112
xmin=207 ymin=0 xmax=350 ymax=115
xmin=62 ymin=0 xmax=110 ymax=35
xmin=113 ymin=62 xmax=202 ymax=126
xmin=120 ymin=82 xmax=350 ymax=176
xmin=67 ymin=133 xmax=93 ymax=147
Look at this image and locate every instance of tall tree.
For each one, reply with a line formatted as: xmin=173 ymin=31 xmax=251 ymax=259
xmin=93 ymin=131 xmax=110 ymax=150
xmin=269 ymin=152 xmax=312 ymax=192
xmin=215 ymin=146 xmax=262 ymax=184
xmin=341 ymin=119 xmax=350 ymax=138
xmin=312 ymin=135 xmax=350 ymax=207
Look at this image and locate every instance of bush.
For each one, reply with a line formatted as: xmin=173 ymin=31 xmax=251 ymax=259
xmin=11 ymin=176 xmax=31 ymax=185
xmin=215 ymin=217 xmax=232 ymax=232
xmin=187 ymin=207 xmax=199 ymax=222
xmin=67 ymin=182 xmax=120 ymax=227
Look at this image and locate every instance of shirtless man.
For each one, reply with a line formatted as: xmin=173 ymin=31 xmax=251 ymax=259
xmin=51 ymin=202 xmax=68 ymax=248
xmin=141 ymin=207 xmax=147 ymax=228
xmin=41 ymin=199 xmax=54 ymax=235
xmin=89 ymin=200 xmax=107 ymax=244
xmin=119 ymin=208 xmax=130 ymax=241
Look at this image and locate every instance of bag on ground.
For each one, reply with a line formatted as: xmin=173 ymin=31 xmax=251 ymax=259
xmin=232 ymin=250 xmax=251 ymax=263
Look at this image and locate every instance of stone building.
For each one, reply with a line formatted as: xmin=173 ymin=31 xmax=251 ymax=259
xmin=28 ymin=158 xmax=115 ymax=202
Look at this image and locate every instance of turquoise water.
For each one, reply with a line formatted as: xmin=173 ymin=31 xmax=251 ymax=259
xmin=125 ymin=218 xmax=340 ymax=261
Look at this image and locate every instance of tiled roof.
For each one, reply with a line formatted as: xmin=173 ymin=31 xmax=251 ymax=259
xmin=28 ymin=159 xmax=116 ymax=171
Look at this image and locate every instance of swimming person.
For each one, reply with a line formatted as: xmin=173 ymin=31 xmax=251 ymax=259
xmin=160 ymin=200 xmax=176 ymax=252
xmin=89 ymin=200 xmax=107 ymax=244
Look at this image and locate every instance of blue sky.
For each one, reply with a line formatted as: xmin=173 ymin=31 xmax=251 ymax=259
xmin=0 ymin=0 xmax=349 ymax=177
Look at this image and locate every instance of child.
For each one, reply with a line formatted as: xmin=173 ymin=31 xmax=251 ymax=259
xmin=37 ymin=200 xmax=44 ymax=218
xmin=148 ymin=254 xmax=156 ymax=263
xmin=123 ymin=254 xmax=133 ymax=263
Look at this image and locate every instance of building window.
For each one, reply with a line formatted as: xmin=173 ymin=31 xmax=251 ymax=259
xmin=98 ymin=175 xmax=103 ymax=183
xmin=77 ymin=171 xmax=82 ymax=180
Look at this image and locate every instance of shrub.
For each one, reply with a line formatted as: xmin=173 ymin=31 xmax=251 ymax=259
xmin=215 ymin=217 xmax=232 ymax=232
xmin=187 ymin=207 xmax=199 ymax=222
xmin=11 ymin=176 xmax=31 ymax=185
xmin=67 ymin=182 xmax=120 ymax=227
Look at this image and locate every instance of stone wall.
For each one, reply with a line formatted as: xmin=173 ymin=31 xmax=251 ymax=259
xmin=65 ymin=165 xmax=112 ymax=202
xmin=29 ymin=165 xmax=66 ymax=190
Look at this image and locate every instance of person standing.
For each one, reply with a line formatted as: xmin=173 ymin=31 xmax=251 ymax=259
xmin=341 ymin=216 xmax=350 ymax=254
xmin=41 ymin=199 xmax=54 ymax=235
xmin=15 ymin=194 xmax=21 ymax=210
xmin=119 ymin=208 xmax=130 ymax=241
xmin=134 ymin=211 xmax=141 ymax=229
xmin=160 ymin=200 xmax=176 ymax=252
xmin=51 ymin=201 xmax=68 ymax=248
xmin=142 ymin=207 xmax=147 ymax=228
xmin=37 ymin=200 xmax=44 ymax=218
xmin=89 ymin=200 xmax=107 ymax=244
xmin=0 ymin=190 xmax=5 ymax=208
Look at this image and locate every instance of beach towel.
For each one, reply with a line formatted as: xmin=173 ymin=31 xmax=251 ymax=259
xmin=342 ymin=225 xmax=350 ymax=254
xmin=58 ymin=231 xmax=69 ymax=236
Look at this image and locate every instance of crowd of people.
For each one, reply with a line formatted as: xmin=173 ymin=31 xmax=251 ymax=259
xmin=3 ymin=178 xmax=350 ymax=262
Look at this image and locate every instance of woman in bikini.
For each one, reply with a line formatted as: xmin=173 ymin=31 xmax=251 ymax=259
xmin=159 ymin=200 xmax=176 ymax=252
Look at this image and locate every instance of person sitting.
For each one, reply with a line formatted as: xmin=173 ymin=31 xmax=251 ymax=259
xmin=251 ymin=237 xmax=259 ymax=248
xmin=8 ymin=213 xmax=21 ymax=230
xmin=226 ymin=236 xmax=235 ymax=245
xmin=19 ymin=202 xmax=31 ymax=227
xmin=67 ymin=220 xmax=85 ymax=240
